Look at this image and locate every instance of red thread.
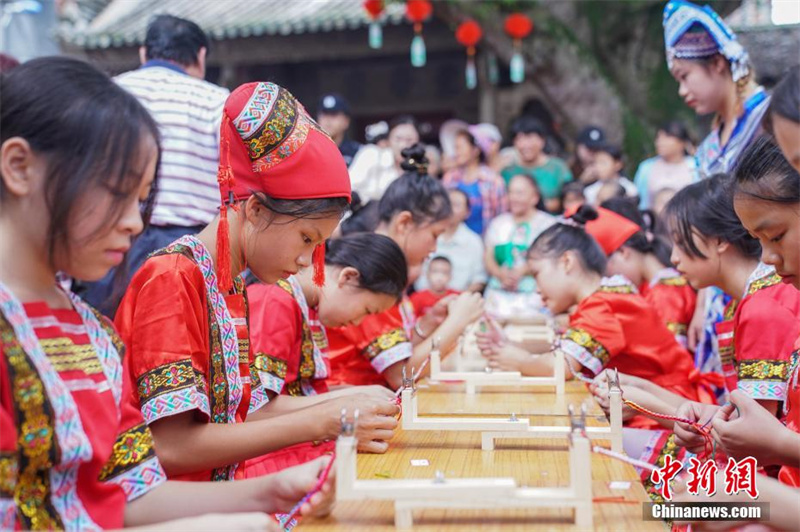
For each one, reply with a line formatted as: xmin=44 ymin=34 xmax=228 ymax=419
xmin=622 ymin=399 xmax=714 ymax=458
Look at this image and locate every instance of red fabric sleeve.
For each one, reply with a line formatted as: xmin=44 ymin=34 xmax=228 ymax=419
xmin=734 ymin=291 xmax=800 ymax=401
xmin=327 ymin=305 xmax=412 ymax=386
xmin=115 ymin=254 xmax=212 ymax=425
xmin=247 ymin=283 xmax=301 ymax=395
xmin=561 ymin=296 xmax=626 ymax=376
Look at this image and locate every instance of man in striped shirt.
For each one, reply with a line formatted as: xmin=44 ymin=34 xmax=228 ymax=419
xmin=80 ymin=15 xmax=229 ymax=316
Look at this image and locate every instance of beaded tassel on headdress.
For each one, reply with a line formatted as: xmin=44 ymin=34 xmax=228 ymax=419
xmin=216 ymin=116 xmax=235 ymax=294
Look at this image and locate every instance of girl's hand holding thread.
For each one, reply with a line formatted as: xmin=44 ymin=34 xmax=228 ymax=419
xmin=264 ymin=456 xmax=336 ymax=518
xmin=589 ymin=380 xmax=641 ymax=422
xmin=446 ymin=292 xmax=485 ymax=329
xmin=485 ymin=345 xmax=528 ymax=372
xmin=475 ymin=327 xmax=503 ymax=357
xmin=419 ymin=294 xmax=457 ymax=332
xmin=711 ymin=390 xmax=792 ymax=466
xmin=673 ymin=400 xmax=722 ymax=454
xmin=325 ymin=394 xmax=399 ymax=454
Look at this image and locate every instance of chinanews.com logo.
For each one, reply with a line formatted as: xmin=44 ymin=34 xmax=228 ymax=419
xmin=643 ymin=455 xmax=769 ymax=522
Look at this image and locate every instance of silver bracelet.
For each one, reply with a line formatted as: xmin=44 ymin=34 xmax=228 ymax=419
xmin=414 ymin=320 xmax=429 ymax=339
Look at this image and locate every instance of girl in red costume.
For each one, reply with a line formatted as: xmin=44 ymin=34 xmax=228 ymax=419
xmin=245 ymin=233 xmax=408 ymax=475
xmin=115 ymin=81 xmax=375 ymax=482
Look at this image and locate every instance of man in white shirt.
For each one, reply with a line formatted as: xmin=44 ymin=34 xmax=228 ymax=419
xmin=80 ymin=15 xmax=229 ymax=316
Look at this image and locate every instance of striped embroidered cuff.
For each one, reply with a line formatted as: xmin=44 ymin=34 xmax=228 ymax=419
xmin=140 ymin=386 xmax=210 ymax=424
xmin=559 ymin=338 xmax=604 ymax=376
xmin=370 ymin=342 xmax=412 ymax=374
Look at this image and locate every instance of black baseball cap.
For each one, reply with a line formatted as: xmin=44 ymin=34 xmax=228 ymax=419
xmin=576 ymin=126 xmax=605 ymax=148
xmin=318 ymin=93 xmax=351 ymax=116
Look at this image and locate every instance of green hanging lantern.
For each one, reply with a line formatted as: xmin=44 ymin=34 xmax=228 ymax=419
xmin=411 ymin=34 xmax=427 ymax=67
xmin=510 ymin=52 xmax=525 ymax=83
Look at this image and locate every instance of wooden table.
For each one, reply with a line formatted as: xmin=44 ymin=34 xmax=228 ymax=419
xmin=302 ymin=385 xmax=663 ymax=531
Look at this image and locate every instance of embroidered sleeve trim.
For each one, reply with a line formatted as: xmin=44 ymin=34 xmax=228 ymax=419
xmin=559 ymin=338 xmax=604 ymax=376
xmin=248 ymin=382 xmax=270 ymax=413
xmin=252 ymin=355 xmax=287 ymax=395
xmin=104 ymin=455 xmax=166 ymax=502
xmin=140 ymin=386 xmax=210 ymax=424
xmin=737 ymin=380 xmax=788 ymax=401
xmin=363 ymin=328 xmax=409 ymax=362
xmin=659 ymin=276 xmax=689 ymax=287
xmin=136 ymin=359 xmax=205 ymax=403
xmin=98 ymin=423 xmax=160 ymax=482
xmin=737 ymin=359 xmax=792 ymax=382
xmin=562 ymin=327 xmax=610 ymax=371
xmin=370 ymin=342 xmax=412 ymax=374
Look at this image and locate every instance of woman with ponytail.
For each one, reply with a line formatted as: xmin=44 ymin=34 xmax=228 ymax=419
xmin=115 ymin=82 xmax=356 ymax=482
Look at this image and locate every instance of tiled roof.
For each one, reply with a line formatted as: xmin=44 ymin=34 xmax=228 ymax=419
xmin=70 ymin=0 xmax=409 ymax=49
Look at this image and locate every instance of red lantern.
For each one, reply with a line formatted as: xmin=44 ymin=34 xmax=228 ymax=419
xmin=406 ymin=0 xmax=433 ymax=67
xmin=363 ymin=0 xmax=384 ymax=19
xmin=364 ymin=0 xmax=385 ymax=49
xmin=406 ymin=0 xmax=433 ymax=23
xmin=504 ymin=13 xmax=533 ymax=40
xmin=455 ymin=20 xmax=482 ymax=48
xmin=455 ymin=20 xmax=482 ymax=89
xmin=504 ymin=13 xmax=534 ymax=83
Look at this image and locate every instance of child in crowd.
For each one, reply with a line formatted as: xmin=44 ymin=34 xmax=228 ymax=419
xmin=115 ymin=81 xmax=364 ymax=482
xmin=570 ymin=125 xmax=605 ymax=184
xmin=414 ymin=189 xmax=487 ymax=293
xmin=409 ymin=256 xmax=460 ymax=316
xmin=0 ymin=57 xmax=332 ymax=531
xmin=327 ymin=145 xmax=484 ymax=390
xmin=582 ymin=143 xmax=637 ymax=206
xmin=633 ymin=121 xmax=697 ymax=210
xmin=560 ymin=181 xmax=586 ymax=213
xmin=244 ymin=233 xmax=409 ymax=476
xmin=501 ymin=116 xmax=573 ymax=213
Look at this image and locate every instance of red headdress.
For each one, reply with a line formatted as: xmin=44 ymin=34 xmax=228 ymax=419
xmin=565 ymin=205 xmax=641 ymax=256
xmin=216 ymin=82 xmax=351 ymax=292
xmin=584 ymin=207 xmax=641 ymax=256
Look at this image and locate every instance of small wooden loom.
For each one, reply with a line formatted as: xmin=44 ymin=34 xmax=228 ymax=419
xmin=429 ymin=330 xmax=566 ymax=397
xmin=335 ymin=407 xmax=595 ymax=529
xmin=401 ymin=367 xmax=623 ymax=453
